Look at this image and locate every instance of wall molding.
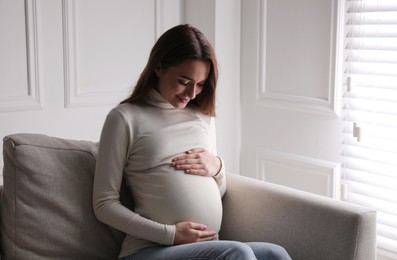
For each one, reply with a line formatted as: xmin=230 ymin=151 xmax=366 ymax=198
xmin=62 ymin=0 xmax=166 ymax=108
xmin=0 ymin=0 xmax=42 ymax=112
xmin=256 ymin=148 xmax=341 ymax=198
xmin=155 ymin=0 xmax=165 ymax=40
xmin=257 ymin=0 xmax=343 ymax=116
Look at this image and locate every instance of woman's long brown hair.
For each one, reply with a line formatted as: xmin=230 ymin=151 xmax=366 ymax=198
xmin=120 ymin=24 xmax=218 ymax=116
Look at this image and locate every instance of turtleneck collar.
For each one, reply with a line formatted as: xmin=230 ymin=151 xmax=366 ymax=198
xmin=145 ymin=88 xmax=175 ymax=109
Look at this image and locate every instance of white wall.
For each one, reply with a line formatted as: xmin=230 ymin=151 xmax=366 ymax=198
xmin=240 ymin=0 xmax=344 ymax=198
xmin=0 ymin=0 xmax=181 ymax=180
xmin=1 ymin=0 xmax=343 ymax=197
xmin=214 ymin=0 xmax=241 ymax=174
xmin=0 ymin=0 xmax=241 ymax=181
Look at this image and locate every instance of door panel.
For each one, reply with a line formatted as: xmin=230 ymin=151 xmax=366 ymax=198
xmin=240 ymin=0 xmax=343 ymax=198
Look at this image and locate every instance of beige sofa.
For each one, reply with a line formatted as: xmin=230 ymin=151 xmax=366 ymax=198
xmin=0 ymin=133 xmax=377 ymax=260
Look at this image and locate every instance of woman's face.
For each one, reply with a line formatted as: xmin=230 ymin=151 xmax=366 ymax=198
xmin=156 ymin=60 xmax=210 ymax=109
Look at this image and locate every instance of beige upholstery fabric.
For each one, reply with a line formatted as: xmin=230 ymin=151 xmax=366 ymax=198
xmin=0 ymin=133 xmax=377 ymax=260
xmin=1 ymin=134 xmax=124 ymax=260
xmin=220 ymin=174 xmax=377 ymax=260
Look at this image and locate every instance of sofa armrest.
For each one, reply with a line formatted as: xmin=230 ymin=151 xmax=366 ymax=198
xmin=0 ymin=184 xmax=2 ymax=259
xmin=219 ymin=174 xmax=377 ymax=260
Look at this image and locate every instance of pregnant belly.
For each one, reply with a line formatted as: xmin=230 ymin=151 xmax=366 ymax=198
xmin=131 ymin=169 xmax=223 ymax=232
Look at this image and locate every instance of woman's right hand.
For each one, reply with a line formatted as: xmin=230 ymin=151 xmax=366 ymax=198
xmin=173 ymin=221 xmax=217 ymax=245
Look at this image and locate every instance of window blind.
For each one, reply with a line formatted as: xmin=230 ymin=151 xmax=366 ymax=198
xmin=343 ymin=0 xmax=397 ymax=258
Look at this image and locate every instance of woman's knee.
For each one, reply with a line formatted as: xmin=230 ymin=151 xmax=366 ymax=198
xmin=219 ymin=241 xmax=257 ymax=260
xmin=246 ymin=242 xmax=292 ymax=260
xmin=264 ymin=244 xmax=291 ymax=260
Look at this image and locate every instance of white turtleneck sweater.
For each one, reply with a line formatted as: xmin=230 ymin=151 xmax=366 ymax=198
xmin=93 ymin=89 xmax=226 ymax=258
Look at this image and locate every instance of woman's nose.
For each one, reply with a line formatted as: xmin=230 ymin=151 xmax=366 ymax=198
xmin=186 ymin=84 xmax=197 ymax=99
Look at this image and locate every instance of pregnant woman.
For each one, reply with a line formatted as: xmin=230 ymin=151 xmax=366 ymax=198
xmin=93 ymin=24 xmax=291 ymax=260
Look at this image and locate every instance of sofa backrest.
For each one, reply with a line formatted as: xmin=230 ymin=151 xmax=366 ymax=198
xmin=1 ymin=134 xmax=125 ymax=260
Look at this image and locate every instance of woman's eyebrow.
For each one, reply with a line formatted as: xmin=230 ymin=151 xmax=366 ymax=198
xmin=180 ymin=75 xmax=194 ymax=81
xmin=179 ymin=75 xmax=207 ymax=83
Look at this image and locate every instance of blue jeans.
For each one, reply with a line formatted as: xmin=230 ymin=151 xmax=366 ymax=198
xmin=120 ymin=240 xmax=292 ymax=260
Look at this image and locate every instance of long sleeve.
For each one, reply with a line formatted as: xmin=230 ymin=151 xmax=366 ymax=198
xmin=92 ymin=108 xmax=175 ymax=245
xmin=208 ymin=117 xmax=226 ymax=197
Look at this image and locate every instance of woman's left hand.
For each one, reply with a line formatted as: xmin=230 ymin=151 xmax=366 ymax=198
xmin=171 ymin=148 xmax=221 ymax=177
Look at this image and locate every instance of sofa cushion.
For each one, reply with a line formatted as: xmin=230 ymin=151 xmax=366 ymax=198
xmin=1 ymin=134 xmax=124 ymax=260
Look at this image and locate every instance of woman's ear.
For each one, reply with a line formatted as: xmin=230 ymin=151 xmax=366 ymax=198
xmin=155 ymin=64 xmax=162 ymax=77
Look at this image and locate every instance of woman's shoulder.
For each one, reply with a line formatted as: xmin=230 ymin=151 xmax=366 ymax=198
xmin=110 ymin=102 xmax=144 ymax=115
xmin=104 ymin=102 xmax=144 ymax=125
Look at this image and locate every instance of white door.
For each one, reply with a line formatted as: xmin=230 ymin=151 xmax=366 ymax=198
xmin=240 ymin=0 xmax=344 ymax=198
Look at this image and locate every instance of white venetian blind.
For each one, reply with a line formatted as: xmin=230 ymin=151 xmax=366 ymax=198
xmin=343 ymin=0 xmax=397 ymax=258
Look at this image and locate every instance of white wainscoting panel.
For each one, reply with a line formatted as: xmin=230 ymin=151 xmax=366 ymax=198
xmin=257 ymin=148 xmax=341 ymax=198
xmin=63 ymin=0 xmax=159 ymax=107
xmin=257 ymin=0 xmax=343 ymax=116
xmin=0 ymin=0 xmax=182 ymax=184
xmin=0 ymin=0 xmax=42 ymax=112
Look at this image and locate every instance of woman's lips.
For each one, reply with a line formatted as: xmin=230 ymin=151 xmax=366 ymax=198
xmin=177 ymin=96 xmax=190 ymax=103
